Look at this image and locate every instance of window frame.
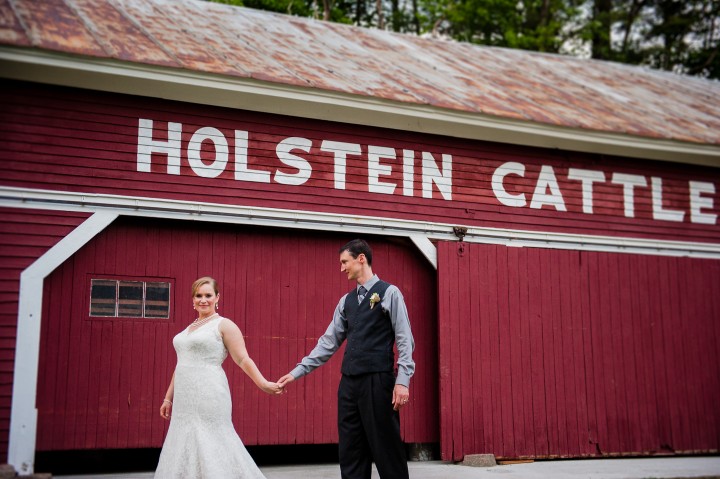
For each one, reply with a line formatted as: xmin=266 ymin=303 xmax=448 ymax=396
xmin=85 ymin=274 xmax=174 ymax=321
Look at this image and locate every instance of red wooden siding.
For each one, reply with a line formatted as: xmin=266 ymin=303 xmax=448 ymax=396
xmin=0 ymin=207 xmax=90 ymax=461
xmin=438 ymin=241 xmax=720 ymax=461
xmin=35 ymin=217 xmax=438 ymax=450
xmin=1 ymin=80 xmax=718 ymax=245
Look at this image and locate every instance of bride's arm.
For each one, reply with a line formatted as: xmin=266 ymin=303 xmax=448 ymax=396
xmin=160 ymin=372 xmax=175 ymax=419
xmin=220 ymin=318 xmax=284 ymax=395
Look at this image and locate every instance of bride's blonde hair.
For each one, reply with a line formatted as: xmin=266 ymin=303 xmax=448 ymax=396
xmin=191 ymin=276 xmax=219 ymax=296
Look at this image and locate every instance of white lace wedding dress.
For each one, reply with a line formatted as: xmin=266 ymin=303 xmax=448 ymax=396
xmin=155 ymin=315 xmax=266 ymax=478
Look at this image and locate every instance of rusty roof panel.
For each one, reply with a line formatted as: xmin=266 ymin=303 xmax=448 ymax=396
xmin=69 ymin=0 xmax=178 ymax=67
xmin=223 ymin=7 xmax=429 ymax=102
xmin=316 ymin=23 xmax=494 ymax=112
xmin=177 ymin=1 xmax=310 ymax=86
xmin=114 ymin=0 xmax=242 ymax=77
xmin=1 ymin=0 xmax=718 ymax=146
xmin=11 ymin=0 xmax=107 ymax=56
xmin=0 ymin=0 xmax=30 ymax=46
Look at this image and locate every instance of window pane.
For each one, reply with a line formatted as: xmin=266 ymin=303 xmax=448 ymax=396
xmin=145 ymin=282 xmax=171 ymax=319
xmin=118 ymin=281 xmax=143 ymax=317
xmin=90 ymin=279 xmax=117 ymax=317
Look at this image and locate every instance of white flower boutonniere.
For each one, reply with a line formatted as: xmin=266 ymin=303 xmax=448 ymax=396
xmin=369 ymin=292 xmax=381 ymax=309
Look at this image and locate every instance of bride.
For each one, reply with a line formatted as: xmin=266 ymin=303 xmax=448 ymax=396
xmin=155 ymin=277 xmax=284 ymax=478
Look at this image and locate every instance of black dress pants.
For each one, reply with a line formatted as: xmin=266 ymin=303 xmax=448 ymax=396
xmin=337 ymin=372 xmax=409 ymax=479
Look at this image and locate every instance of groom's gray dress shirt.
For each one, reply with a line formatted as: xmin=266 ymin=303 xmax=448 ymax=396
xmin=289 ymin=275 xmax=415 ymax=387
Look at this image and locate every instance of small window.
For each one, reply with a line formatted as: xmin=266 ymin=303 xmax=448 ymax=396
xmin=90 ymin=279 xmax=171 ymax=319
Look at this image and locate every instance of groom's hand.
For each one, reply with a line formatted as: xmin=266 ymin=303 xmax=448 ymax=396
xmin=277 ymin=373 xmax=295 ymax=388
xmin=392 ymin=384 xmax=410 ymax=411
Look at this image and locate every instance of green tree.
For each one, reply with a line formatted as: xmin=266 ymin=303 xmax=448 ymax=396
xmin=418 ymin=0 xmax=581 ymax=52
xmin=610 ymin=0 xmax=719 ymax=78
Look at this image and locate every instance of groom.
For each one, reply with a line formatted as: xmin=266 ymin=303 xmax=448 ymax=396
xmin=278 ymin=239 xmax=415 ymax=479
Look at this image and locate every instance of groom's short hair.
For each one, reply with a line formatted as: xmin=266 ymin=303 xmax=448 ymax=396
xmin=340 ymin=239 xmax=373 ymax=266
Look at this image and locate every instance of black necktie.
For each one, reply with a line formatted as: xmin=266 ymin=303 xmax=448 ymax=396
xmin=358 ymin=286 xmax=367 ymax=304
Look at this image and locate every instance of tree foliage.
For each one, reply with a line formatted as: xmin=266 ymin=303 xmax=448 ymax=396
xmin=209 ymin=0 xmax=720 ymax=79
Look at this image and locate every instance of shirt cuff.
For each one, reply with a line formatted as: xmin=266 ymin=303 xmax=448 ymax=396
xmin=290 ymin=365 xmax=307 ymax=379
xmin=395 ymin=372 xmax=411 ymax=388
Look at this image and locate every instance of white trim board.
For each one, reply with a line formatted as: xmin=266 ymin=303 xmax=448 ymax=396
xmin=1 ymin=47 xmax=719 ymax=167
xmin=1 ymin=186 xmax=719 ymax=259
xmin=7 ymin=211 xmax=119 ymax=475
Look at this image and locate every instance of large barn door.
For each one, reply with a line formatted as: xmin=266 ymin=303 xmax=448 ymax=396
xmin=36 ymin=217 xmax=438 ymax=451
xmin=438 ymin=241 xmax=720 ymax=461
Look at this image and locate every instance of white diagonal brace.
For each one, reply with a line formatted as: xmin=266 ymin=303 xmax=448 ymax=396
xmin=8 ymin=212 xmax=118 ymax=475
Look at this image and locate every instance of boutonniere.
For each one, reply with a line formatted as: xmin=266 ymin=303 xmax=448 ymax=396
xmin=369 ymin=292 xmax=381 ymax=309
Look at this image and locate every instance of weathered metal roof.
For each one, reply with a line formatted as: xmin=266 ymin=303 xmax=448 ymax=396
xmin=1 ymin=0 xmax=719 ymax=147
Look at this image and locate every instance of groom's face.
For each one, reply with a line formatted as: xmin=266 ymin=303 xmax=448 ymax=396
xmin=340 ymin=250 xmax=363 ymax=282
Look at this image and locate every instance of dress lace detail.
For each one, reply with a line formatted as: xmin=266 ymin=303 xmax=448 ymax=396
xmin=155 ymin=316 xmax=266 ymax=479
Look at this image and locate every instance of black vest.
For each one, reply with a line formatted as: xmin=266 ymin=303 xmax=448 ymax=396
xmin=341 ymin=280 xmax=395 ymax=376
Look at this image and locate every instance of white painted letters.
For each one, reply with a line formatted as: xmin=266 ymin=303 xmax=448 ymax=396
xmin=137 ymin=119 xmax=182 ymax=174
xmin=530 ymin=165 xmax=566 ymax=211
xmin=492 ymin=162 xmax=526 ymax=207
xmin=187 ymin=127 xmax=228 ymax=178
xmin=689 ymin=181 xmax=717 ymax=224
xmin=652 ymin=176 xmax=684 ymax=222
xmin=611 ymin=173 xmax=647 ymax=218
xmin=567 ymin=168 xmax=605 ymax=214
xmin=368 ymin=146 xmax=397 ymax=195
xmin=422 ymin=152 xmax=452 ymax=200
xmin=234 ymin=130 xmax=270 ymax=183
xmin=135 ymin=118 xmax=717 ymax=227
xmin=321 ymin=140 xmax=361 ymax=190
xmin=402 ymin=150 xmax=414 ymax=197
xmin=275 ymin=137 xmax=312 ymax=186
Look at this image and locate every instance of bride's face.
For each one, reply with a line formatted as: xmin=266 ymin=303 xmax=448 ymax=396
xmin=193 ymin=283 xmax=219 ymax=317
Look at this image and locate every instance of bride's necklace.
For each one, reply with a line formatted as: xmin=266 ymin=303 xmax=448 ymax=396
xmin=191 ymin=312 xmax=218 ymax=328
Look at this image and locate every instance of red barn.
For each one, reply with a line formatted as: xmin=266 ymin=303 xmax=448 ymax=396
xmin=0 ymin=0 xmax=718 ymax=475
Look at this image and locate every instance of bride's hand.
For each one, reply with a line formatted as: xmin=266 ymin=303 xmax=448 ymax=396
xmin=262 ymin=380 xmax=284 ymax=395
xmin=160 ymin=400 xmax=172 ymax=420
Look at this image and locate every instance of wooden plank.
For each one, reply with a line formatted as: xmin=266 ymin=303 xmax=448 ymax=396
xmin=558 ymin=250 xmax=579 ymax=457
xmin=527 ymin=247 xmax=548 ymax=457
xmin=676 ymin=259 xmax=698 ymax=452
xmin=506 ymin=246 xmax=525 ymax=457
xmin=451 ymin=243 xmax=465 ymax=460
xmin=682 ymin=261 xmax=704 ymax=450
xmin=496 ymin=246 xmax=514 ymax=458
xmin=568 ymin=250 xmax=588 ymax=456
xmin=540 ymin=250 xmax=560 ymax=456
xmin=462 ymin=243 xmax=480 ymax=455
xmin=657 ymin=257 xmax=678 ymax=451
xmin=612 ymin=252 xmax=629 ymax=453
xmin=437 ymin=242 xmax=452 ymax=461
xmin=95 ymin=321 xmax=113 ymax=448
xmin=648 ymin=256 xmax=672 ymax=452
xmin=627 ymin=253 xmax=650 ymax=454
xmin=707 ymin=261 xmax=720 ymax=450
xmin=549 ymin=249 xmax=568 ymax=456
xmin=459 ymin=243 xmax=475 ymax=458
xmin=516 ymin=246 xmax=535 ymax=458
xmin=116 ymin=321 xmax=132 ymax=448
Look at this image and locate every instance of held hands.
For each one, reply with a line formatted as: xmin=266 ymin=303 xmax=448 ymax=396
xmin=392 ymin=384 xmax=410 ymax=411
xmin=262 ymin=380 xmax=285 ymax=395
xmin=277 ymin=373 xmax=295 ymax=389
